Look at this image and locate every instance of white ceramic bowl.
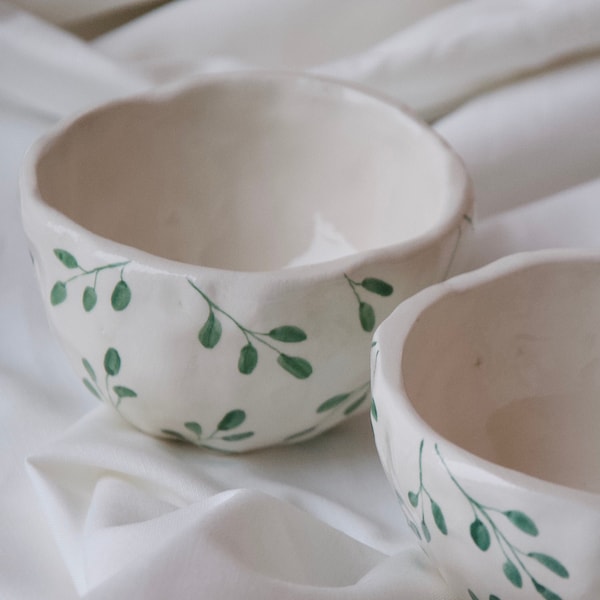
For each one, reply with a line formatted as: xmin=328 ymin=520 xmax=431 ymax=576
xmin=21 ymin=71 xmax=471 ymax=451
xmin=371 ymin=249 xmax=600 ymax=600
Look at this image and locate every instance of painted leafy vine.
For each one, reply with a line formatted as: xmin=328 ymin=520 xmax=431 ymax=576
xmin=50 ymin=248 xmax=131 ymax=312
xmin=283 ymin=380 xmax=370 ymax=443
xmin=403 ymin=440 xmax=570 ymax=600
xmin=82 ymin=347 xmax=137 ymax=409
xmin=344 ymin=274 xmax=394 ymax=332
xmin=161 ymin=409 xmax=254 ymax=448
xmin=188 ymin=279 xmax=312 ymax=379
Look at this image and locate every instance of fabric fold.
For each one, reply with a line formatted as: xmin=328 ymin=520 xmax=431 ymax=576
xmin=27 ymin=408 xmax=437 ymax=598
xmin=0 ymin=2 xmax=149 ymax=119
xmin=92 ymin=0 xmax=600 ymax=120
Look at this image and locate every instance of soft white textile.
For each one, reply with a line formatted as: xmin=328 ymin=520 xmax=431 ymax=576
xmin=1 ymin=1 xmax=600 ymax=599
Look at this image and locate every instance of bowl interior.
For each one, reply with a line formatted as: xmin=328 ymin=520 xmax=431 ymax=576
xmin=402 ymin=260 xmax=600 ymax=494
xmin=34 ymin=74 xmax=459 ymax=271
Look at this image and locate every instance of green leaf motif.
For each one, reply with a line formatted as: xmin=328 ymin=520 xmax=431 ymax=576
xmin=503 ymin=560 xmax=523 ymax=588
xmin=317 ymin=393 xmax=350 ymax=413
xmin=268 ymin=326 xmax=307 ymax=342
xmin=113 ymin=385 xmax=137 ymax=398
xmin=277 ymin=354 xmax=312 ymax=379
xmin=470 ymin=518 xmax=491 ymax=551
xmin=104 ymin=347 xmax=121 ymax=376
xmin=361 ymin=277 xmax=393 ymax=296
xmin=370 ymin=398 xmax=378 ymax=421
xmin=504 ymin=510 xmax=538 ymax=536
xmin=528 ymin=553 xmax=569 ymax=579
xmin=54 ymin=249 xmax=78 ymax=269
xmin=344 ymin=392 xmax=368 ymax=415
xmin=111 ymin=280 xmax=131 ymax=311
xmin=82 ymin=286 xmax=97 ymax=312
xmin=221 ymin=431 xmax=254 ymax=442
xmin=489 ymin=596 xmax=501 ymax=600
xmin=83 ymin=378 xmax=100 ymax=399
xmin=431 ymin=499 xmax=448 ymax=535
xmin=217 ymin=409 xmax=246 ymax=431
xmin=82 ymin=358 xmax=96 ymax=382
xmin=199 ymin=310 xmax=222 ymax=349
xmin=238 ymin=343 xmax=258 ymax=375
xmin=467 ymin=591 xmax=479 ymax=600
xmin=50 ymin=281 xmax=67 ymax=305
xmin=184 ymin=422 xmax=202 ymax=437
xmin=532 ymin=580 xmax=562 ymax=600
xmin=408 ymin=491 xmax=419 ymax=508
xmin=421 ymin=519 xmax=431 ymax=542
xmin=359 ymin=302 xmax=376 ymax=332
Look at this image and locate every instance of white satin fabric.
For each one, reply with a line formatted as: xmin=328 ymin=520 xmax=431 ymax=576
xmin=1 ymin=1 xmax=600 ymax=598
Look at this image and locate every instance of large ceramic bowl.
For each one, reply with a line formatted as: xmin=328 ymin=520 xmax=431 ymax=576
xmin=371 ymin=249 xmax=600 ymax=600
xmin=21 ymin=71 xmax=471 ymax=451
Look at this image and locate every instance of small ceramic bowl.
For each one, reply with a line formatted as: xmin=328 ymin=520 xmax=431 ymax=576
xmin=21 ymin=71 xmax=471 ymax=451
xmin=371 ymin=249 xmax=600 ymax=600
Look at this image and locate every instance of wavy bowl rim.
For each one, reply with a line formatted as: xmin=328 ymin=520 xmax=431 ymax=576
xmin=20 ymin=69 xmax=473 ymax=283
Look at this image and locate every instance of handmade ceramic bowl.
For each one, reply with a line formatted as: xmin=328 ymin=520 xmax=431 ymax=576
xmin=371 ymin=249 xmax=600 ymax=600
xmin=21 ymin=71 xmax=471 ymax=451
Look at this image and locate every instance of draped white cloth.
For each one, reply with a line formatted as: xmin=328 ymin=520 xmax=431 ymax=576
xmin=1 ymin=1 xmax=600 ymax=598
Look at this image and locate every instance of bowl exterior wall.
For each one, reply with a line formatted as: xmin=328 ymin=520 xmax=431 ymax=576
xmin=21 ymin=192 xmax=469 ymax=450
xmin=371 ymin=312 xmax=600 ymax=600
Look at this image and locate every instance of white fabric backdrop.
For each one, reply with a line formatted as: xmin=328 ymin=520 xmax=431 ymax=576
xmin=1 ymin=1 xmax=600 ymax=598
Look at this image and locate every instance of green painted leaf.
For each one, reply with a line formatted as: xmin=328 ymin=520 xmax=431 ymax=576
xmin=113 ymin=385 xmax=137 ymax=398
xmin=238 ymin=343 xmax=258 ymax=375
xmin=221 ymin=431 xmax=254 ymax=441
xmin=268 ymin=326 xmax=307 ymax=342
xmin=532 ymin=580 xmax=562 ymax=600
xmin=277 ymin=354 xmax=312 ymax=379
xmin=184 ymin=421 xmax=202 ymax=437
xmin=50 ymin=281 xmax=67 ymax=305
xmin=408 ymin=491 xmax=419 ymax=507
xmin=421 ymin=519 xmax=431 ymax=542
xmin=83 ymin=378 xmax=100 ymax=399
xmin=489 ymin=596 xmax=501 ymax=600
xmin=359 ymin=302 xmax=375 ymax=332
xmin=217 ymin=409 xmax=246 ymax=431
xmin=317 ymin=393 xmax=350 ymax=413
xmin=104 ymin=347 xmax=121 ymax=376
xmin=284 ymin=426 xmax=317 ymax=442
xmin=83 ymin=286 xmax=97 ymax=312
xmin=431 ymin=499 xmax=447 ymax=535
xmin=161 ymin=429 xmax=187 ymax=442
xmin=467 ymin=591 xmax=479 ymax=600
xmin=504 ymin=510 xmax=538 ymax=536
xmin=470 ymin=519 xmax=491 ymax=551
xmin=199 ymin=310 xmax=222 ymax=348
xmin=503 ymin=560 xmax=523 ymax=588
xmin=370 ymin=398 xmax=378 ymax=421
xmin=528 ymin=553 xmax=569 ymax=579
xmin=407 ymin=520 xmax=422 ymax=540
xmin=361 ymin=277 xmax=393 ymax=296
xmin=111 ymin=280 xmax=131 ymax=311
xmin=82 ymin=358 xmax=96 ymax=382
xmin=54 ymin=249 xmax=78 ymax=269
xmin=344 ymin=392 xmax=368 ymax=415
